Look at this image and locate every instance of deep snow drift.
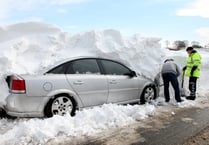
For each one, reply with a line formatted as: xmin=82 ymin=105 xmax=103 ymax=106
xmin=0 ymin=22 xmax=209 ymax=145
xmin=0 ymin=22 xmax=165 ymax=104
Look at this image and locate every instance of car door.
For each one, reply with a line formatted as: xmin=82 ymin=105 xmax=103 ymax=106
xmin=100 ymin=59 xmax=139 ymax=103
xmin=66 ymin=59 xmax=108 ymax=107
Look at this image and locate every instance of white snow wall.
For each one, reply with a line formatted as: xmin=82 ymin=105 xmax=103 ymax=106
xmin=0 ymin=22 xmax=165 ymax=103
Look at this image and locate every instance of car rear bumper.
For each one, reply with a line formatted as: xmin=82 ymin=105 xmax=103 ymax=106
xmin=4 ymin=94 xmax=46 ymax=117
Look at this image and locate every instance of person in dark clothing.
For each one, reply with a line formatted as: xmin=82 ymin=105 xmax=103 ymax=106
xmin=183 ymin=47 xmax=202 ymax=100
xmin=161 ymin=59 xmax=183 ymax=103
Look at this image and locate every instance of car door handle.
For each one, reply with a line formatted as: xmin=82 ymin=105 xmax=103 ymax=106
xmin=73 ymin=81 xmax=84 ymax=85
xmin=109 ymin=80 xmax=117 ymax=84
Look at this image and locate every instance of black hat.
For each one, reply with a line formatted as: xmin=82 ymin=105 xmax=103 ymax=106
xmin=164 ymin=58 xmax=174 ymax=63
xmin=186 ymin=47 xmax=193 ymax=51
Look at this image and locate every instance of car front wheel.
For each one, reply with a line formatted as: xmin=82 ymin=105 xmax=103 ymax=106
xmin=140 ymin=85 xmax=156 ymax=104
xmin=44 ymin=94 xmax=76 ymax=117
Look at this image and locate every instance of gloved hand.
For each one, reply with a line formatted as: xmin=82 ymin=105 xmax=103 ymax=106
xmin=182 ymin=66 xmax=187 ymax=71
xmin=190 ymin=66 xmax=197 ymax=76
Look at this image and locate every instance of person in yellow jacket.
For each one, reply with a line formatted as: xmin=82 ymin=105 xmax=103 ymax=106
xmin=183 ymin=47 xmax=202 ymax=100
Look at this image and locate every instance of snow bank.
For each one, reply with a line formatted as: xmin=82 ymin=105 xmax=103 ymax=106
xmin=0 ymin=104 xmax=155 ymax=145
xmin=0 ymin=22 xmax=165 ymax=103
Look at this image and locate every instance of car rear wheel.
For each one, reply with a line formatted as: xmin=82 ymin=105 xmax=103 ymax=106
xmin=44 ymin=94 xmax=76 ymax=117
xmin=140 ymin=85 xmax=156 ymax=104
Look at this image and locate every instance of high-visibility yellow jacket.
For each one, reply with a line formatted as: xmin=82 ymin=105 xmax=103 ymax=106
xmin=185 ymin=50 xmax=202 ymax=77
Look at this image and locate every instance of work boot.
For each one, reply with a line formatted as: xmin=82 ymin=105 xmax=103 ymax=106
xmin=186 ymin=96 xmax=196 ymax=100
xmin=177 ymin=99 xmax=184 ymax=103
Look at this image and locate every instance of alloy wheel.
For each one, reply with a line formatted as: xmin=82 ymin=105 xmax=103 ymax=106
xmin=51 ymin=96 xmax=73 ymax=116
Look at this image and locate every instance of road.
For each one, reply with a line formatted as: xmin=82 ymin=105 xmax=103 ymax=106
xmin=183 ymin=125 xmax=209 ymax=145
xmin=135 ymin=107 xmax=209 ymax=145
xmin=46 ymin=103 xmax=209 ymax=145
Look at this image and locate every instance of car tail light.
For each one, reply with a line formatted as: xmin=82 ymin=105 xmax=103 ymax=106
xmin=10 ymin=75 xmax=26 ymax=93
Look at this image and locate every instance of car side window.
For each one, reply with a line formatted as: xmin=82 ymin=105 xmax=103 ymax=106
xmin=46 ymin=63 xmax=68 ymax=74
xmin=71 ymin=59 xmax=101 ymax=74
xmin=101 ymin=60 xmax=131 ymax=75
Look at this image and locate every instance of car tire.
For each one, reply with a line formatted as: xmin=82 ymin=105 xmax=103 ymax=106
xmin=140 ymin=85 xmax=156 ymax=104
xmin=44 ymin=94 xmax=76 ymax=117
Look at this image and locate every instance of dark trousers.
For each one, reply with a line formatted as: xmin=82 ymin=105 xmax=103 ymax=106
xmin=189 ymin=77 xmax=197 ymax=97
xmin=162 ymin=73 xmax=181 ymax=102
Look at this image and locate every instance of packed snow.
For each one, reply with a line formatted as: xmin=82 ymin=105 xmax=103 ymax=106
xmin=0 ymin=22 xmax=209 ymax=145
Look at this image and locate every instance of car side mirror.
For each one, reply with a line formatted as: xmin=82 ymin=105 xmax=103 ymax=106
xmin=131 ymin=71 xmax=137 ymax=77
xmin=125 ymin=71 xmax=137 ymax=78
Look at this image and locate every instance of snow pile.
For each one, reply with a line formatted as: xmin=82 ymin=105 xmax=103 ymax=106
xmin=0 ymin=22 xmax=165 ymax=103
xmin=0 ymin=104 xmax=155 ymax=145
xmin=0 ymin=22 xmax=164 ymax=75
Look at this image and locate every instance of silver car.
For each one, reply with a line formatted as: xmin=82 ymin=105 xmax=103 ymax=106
xmin=4 ymin=57 xmax=159 ymax=117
